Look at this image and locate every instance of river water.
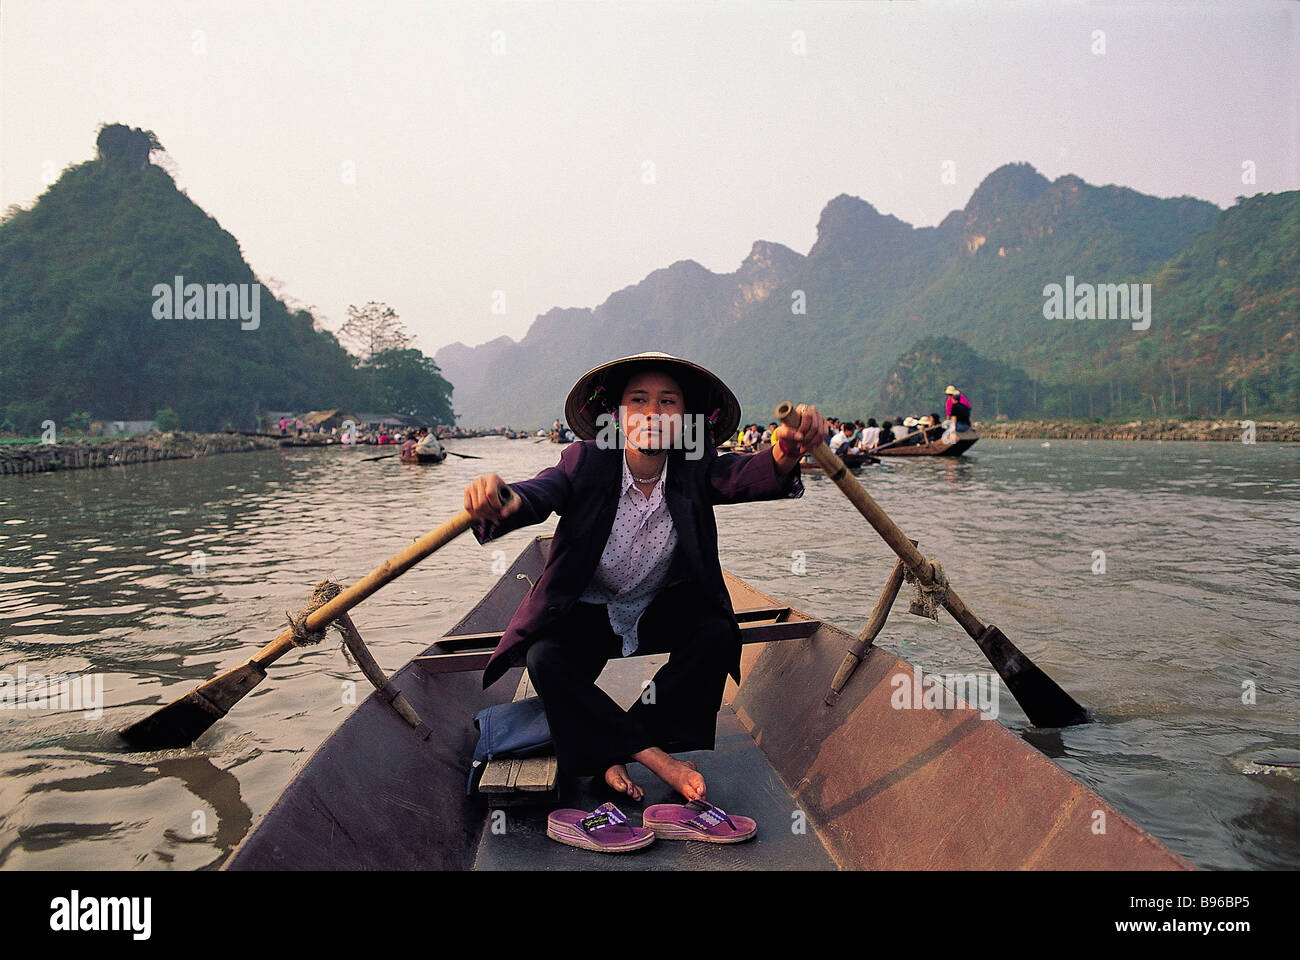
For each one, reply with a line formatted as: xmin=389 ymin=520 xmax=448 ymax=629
xmin=0 ymin=437 xmax=1296 ymax=870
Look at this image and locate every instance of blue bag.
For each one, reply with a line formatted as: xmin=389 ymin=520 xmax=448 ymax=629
xmin=467 ymin=696 xmax=553 ymax=794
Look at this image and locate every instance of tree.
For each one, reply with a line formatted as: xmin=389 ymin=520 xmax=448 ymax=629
xmin=363 ymin=348 xmax=454 ymax=422
xmin=339 ymin=301 xmax=413 ymax=362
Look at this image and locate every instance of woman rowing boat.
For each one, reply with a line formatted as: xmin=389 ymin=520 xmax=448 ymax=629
xmin=462 ymin=352 xmax=825 ymax=828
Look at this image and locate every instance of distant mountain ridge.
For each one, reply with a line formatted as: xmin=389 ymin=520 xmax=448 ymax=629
xmin=438 ymin=164 xmax=1296 ymax=425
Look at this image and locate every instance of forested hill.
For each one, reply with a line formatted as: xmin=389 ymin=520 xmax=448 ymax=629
xmin=438 ymin=165 xmax=1297 ymax=425
xmin=0 ymin=125 xmax=452 ymax=432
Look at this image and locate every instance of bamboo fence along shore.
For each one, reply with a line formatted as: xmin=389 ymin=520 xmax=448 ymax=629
xmin=976 ymin=419 xmax=1298 ymax=443
xmin=0 ymin=432 xmax=281 ymax=476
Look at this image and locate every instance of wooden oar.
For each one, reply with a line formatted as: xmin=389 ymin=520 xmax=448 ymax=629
xmin=361 ymin=453 xmax=398 ymax=462
xmin=443 ymin=450 xmax=482 ymax=460
xmin=777 ymin=402 xmax=1087 ymax=727
xmin=118 ymin=485 xmax=514 ymax=749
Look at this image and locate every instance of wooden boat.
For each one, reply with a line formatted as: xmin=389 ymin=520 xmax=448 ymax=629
xmin=844 ymin=451 xmax=880 ymax=467
xmin=806 ymin=450 xmax=878 ymax=468
xmin=873 ymin=427 xmax=978 ymax=457
xmin=718 ymin=443 xmax=878 ymax=469
xmin=399 ymin=450 xmax=446 ymax=464
xmin=225 ymin=534 xmax=1187 ymax=870
xmin=399 ymin=443 xmax=446 ymax=464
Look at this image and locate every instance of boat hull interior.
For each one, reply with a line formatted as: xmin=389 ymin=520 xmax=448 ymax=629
xmin=226 ymin=536 xmax=1187 ymax=871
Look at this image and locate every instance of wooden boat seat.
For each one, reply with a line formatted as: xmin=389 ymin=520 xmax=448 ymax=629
xmin=476 ymin=670 xmax=558 ymax=802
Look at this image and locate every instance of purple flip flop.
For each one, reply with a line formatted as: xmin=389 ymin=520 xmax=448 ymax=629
xmin=546 ymin=802 xmax=655 ymax=853
xmin=643 ymin=799 xmax=757 ymax=843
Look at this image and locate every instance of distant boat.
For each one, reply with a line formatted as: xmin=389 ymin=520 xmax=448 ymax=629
xmin=718 ymin=441 xmax=878 ymax=468
xmin=400 ymin=449 xmax=446 ymax=464
xmin=873 ymin=427 xmax=978 ymax=458
xmin=400 ymin=437 xmax=447 ymax=464
xmin=833 ymin=450 xmax=880 ymax=467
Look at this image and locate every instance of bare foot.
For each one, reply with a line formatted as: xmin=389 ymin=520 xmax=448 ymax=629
xmin=603 ymin=763 xmax=644 ymax=802
xmin=633 ymin=748 xmax=706 ymax=801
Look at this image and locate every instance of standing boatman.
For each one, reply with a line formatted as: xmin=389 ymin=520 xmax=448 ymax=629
xmin=945 ymin=385 xmax=972 ymax=431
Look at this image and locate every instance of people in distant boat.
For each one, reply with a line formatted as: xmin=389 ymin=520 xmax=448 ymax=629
xmin=909 ymin=415 xmax=936 ymax=445
xmin=416 ymin=429 xmax=443 ymax=458
xmin=862 ymin=418 xmax=881 ymax=450
xmin=924 ymin=412 xmax=947 ymax=441
xmin=828 ymin=421 xmax=852 ymax=455
xmin=945 ymin=386 xmax=972 ymax=431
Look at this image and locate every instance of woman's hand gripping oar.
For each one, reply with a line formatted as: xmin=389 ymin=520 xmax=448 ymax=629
xmin=118 ymin=484 xmax=515 ymax=749
xmin=776 ymin=402 xmax=1087 ymax=728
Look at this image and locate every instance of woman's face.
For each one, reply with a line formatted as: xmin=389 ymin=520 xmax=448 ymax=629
xmin=620 ymin=371 xmax=685 ymax=452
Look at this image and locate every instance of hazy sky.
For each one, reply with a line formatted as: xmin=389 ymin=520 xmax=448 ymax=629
xmin=2 ymin=1 xmax=1295 ymax=356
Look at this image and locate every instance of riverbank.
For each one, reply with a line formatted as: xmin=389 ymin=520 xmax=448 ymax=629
xmin=976 ymin=418 xmax=1299 ymax=442
xmin=0 ymin=432 xmax=281 ymax=476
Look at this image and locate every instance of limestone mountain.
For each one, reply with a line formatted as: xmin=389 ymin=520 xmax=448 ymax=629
xmin=439 ymin=164 xmax=1296 ymax=426
xmin=436 ymin=241 xmax=804 ymax=427
xmin=0 ymin=124 xmax=453 ymax=431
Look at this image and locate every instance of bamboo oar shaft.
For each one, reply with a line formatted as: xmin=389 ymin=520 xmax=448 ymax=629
xmin=777 ymin=403 xmax=986 ymax=640
xmin=248 ymin=506 xmax=490 ymax=672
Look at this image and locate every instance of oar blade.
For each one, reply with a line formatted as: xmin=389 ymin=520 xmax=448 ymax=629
xmin=118 ymin=661 xmax=267 ymax=749
xmin=975 ymin=625 xmax=1088 ymax=727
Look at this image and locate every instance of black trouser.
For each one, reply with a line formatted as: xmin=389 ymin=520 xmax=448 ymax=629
xmin=524 ymin=580 xmax=737 ymax=779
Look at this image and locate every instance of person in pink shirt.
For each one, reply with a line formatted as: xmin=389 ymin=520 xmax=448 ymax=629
xmin=945 ymin=386 xmax=972 ymax=430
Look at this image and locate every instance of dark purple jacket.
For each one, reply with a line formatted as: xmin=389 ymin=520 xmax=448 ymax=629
xmin=473 ymin=440 xmax=804 ymax=689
